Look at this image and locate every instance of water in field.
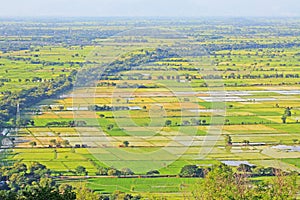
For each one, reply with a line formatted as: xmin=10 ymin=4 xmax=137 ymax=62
xmin=189 ymin=109 xmax=224 ymax=113
xmin=221 ymin=160 xmax=256 ymax=167
xmin=274 ymin=90 xmax=300 ymax=95
xmin=272 ymin=145 xmax=300 ymax=152
xmin=128 ymin=106 xmax=142 ymax=110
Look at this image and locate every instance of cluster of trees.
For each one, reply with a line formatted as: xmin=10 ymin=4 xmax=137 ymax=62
xmin=97 ymin=82 xmax=117 ymax=87
xmin=189 ymin=164 xmax=299 ymax=200
xmin=98 ymin=192 xmax=142 ymax=200
xmin=179 ymin=164 xmax=298 ymax=199
xmin=47 ymin=139 xmax=70 ymax=148
xmin=179 ymin=165 xmax=205 ymax=177
xmin=96 ymin=166 xmax=161 ymax=177
xmin=0 ymin=161 xmax=298 ymax=199
xmin=202 ymin=41 xmax=300 ymax=53
xmin=116 ymin=83 xmax=158 ymax=89
xmin=165 ymin=119 xmax=207 ymax=127
xmin=0 ymin=162 xmax=141 ymax=200
xmin=96 ymin=166 xmax=134 ymax=176
xmin=75 ymin=48 xmax=176 ymax=87
xmin=179 ymin=163 xmax=298 ymax=178
xmin=0 ymin=162 xmax=76 ymax=199
xmin=45 ymin=120 xmax=87 ymax=127
xmin=0 ymin=23 xmax=120 ymax=52
xmin=221 ymin=73 xmax=300 ymax=79
xmin=89 ymin=105 xmax=130 ymax=111
xmin=165 ymin=117 xmax=282 ymax=128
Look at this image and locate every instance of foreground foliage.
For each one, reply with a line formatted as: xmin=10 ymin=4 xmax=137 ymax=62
xmin=190 ymin=164 xmax=299 ymax=200
xmin=0 ymin=162 xmax=140 ymax=200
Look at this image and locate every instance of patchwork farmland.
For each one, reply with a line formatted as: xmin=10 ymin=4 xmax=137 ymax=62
xmin=0 ymin=18 xmax=299 ymax=199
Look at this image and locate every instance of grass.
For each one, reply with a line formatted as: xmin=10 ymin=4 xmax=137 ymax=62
xmin=88 ymin=177 xmax=199 ymax=194
xmin=11 ymin=148 xmax=101 ymax=175
xmin=282 ymin=158 xmax=300 ymax=168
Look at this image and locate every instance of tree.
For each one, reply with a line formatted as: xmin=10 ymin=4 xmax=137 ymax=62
xmin=281 ymin=115 xmax=287 ymax=124
xmin=39 ymin=177 xmax=55 ymax=188
xmin=165 ymin=120 xmax=172 ymax=126
xmin=29 ymin=120 xmax=35 ymax=126
xmin=49 ymin=139 xmax=56 ymax=146
xmin=75 ymin=166 xmax=87 ymax=175
xmin=191 ymin=164 xmax=239 ymax=199
xmin=59 ymin=184 xmax=76 ymax=200
xmin=237 ymin=164 xmax=253 ymax=172
xmin=284 ymin=107 xmax=292 ymax=116
xmin=12 ymin=162 xmax=27 ymax=173
xmin=107 ymin=167 xmax=121 ymax=176
xmin=75 ymin=184 xmax=99 ymax=200
xmin=29 ymin=162 xmax=46 ymax=172
xmin=253 ymin=167 xmax=279 ymax=176
xmin=62 ymin=140 xmax=70 ymax=147
xmin=121 ymin=168 xmax=134 ymax=175
xmin=29 ymin=141 xmax=37 ymax=148
xmin=242 ymin=140 xmax=250 ymax=146
xmin=268 ymin=171 xmax=298 ymax=200
xmin=29 ymin=162 xmax=49 ymax=178
xmin=123 ymin=141 xmax=129 ymax=147
xmin=179 ymin=165 xmax=205 ymax=177
xmin=107 ymin=124 xmax=114 ymax=130
xmin=225 ymin=135 xmax=232 ymax=146
xmin=146 ymin=170 xmax=160 ymax=175
xmin=53 ymin=149 xmax=57 ymax=159
xmin=97 ymin=166 xmax=108 ymax=175
xmin=292 ymin=139 xmax=299 ymax=144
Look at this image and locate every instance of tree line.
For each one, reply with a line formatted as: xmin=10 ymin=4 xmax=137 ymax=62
xmin=0 ymin=162 xmax=141 ymax=200
xmin=0 ymin=70 xmax=77 ymax=128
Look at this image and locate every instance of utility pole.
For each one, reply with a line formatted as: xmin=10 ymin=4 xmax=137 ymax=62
xmin=16 ymin=102 xmax=21 ymax=132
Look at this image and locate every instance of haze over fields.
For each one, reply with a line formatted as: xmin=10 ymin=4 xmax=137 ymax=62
xmin=1 ymin=0 xmax=300 ymax=17
xmin=0 ymin=0 xmax=300 ymax=198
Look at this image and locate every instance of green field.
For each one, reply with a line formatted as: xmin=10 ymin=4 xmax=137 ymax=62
xmin=0 ymin=17 xmax=300 ymax=199
xmin=88 ymin=177 xmax=198 ymax=194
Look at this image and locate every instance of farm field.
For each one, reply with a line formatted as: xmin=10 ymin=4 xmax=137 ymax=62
xmin=0 ymin=17 xmax=300 ymax=198
xmin=88 ymin=177 xmax=198 ymax=199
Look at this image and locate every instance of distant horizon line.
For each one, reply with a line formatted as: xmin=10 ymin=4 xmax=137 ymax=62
xmin=1 ymin=15 xmax=300 ymax=20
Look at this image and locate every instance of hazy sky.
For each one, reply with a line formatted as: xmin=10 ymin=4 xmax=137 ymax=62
xmin=0 ymin=0 xmax=299 ymax=17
